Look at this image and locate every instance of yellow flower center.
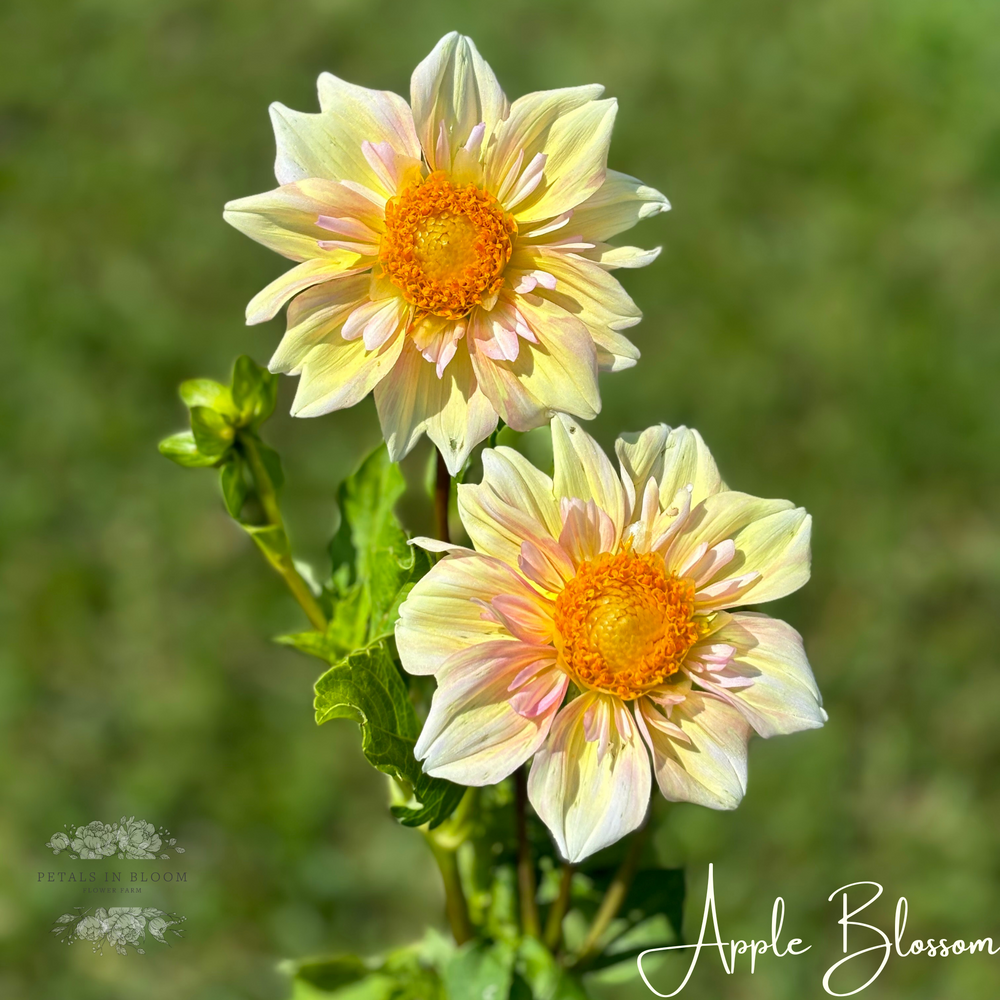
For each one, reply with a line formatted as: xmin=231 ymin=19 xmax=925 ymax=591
xmin=553 ymin=548 xmax=707 ymax=701
xmin=379 ymin=171 xmax=516 ymax=320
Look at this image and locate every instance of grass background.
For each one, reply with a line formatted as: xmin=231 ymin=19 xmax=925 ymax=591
xmin=2 ymin=0 xmax=999 ymax=997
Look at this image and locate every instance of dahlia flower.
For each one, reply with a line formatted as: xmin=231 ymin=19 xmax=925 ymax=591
xmin=396 ymin=416 xmax=825 ymax=862
xmin=224 ymin=33 xmax=668 ymax=474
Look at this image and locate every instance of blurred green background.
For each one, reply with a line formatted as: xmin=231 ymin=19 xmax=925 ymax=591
xmin=2 ymin=0 xmax=999 ymax=997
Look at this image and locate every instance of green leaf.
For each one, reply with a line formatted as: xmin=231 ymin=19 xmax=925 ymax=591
xmin=314 ymin=642 xmax=462 ymax=829
xmin=292 ymin=955 xmax=371 ymax=991
xmin=219 ymin=455 xmax=248 ymax=518
xmin=179 ymin=378 xmax=235 ymax=415
xmin=255 ymin=438 xmax=285 ymax=492
xmin=189 ymin=405 xmax=235 ymax=458
xmin=231 ymin=355 xmax=278 ymax=427
xmin=158 ymin=431 xmax=218 ymax=468
xmin=324 ymin=444 xmax=432 ymax=647
xmin=444 ymin=940 xmax=516 ymax=1000
xmin=516 ymin=937 xmax=591 ymax=1000
xmin=245 ymin=523 xmax=291 ymax=571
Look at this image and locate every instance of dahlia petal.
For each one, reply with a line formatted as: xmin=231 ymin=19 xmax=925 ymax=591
xmin=512 ymin=247 xmax=642 ymax=371
xmin=396 ymin=549 xmax=538 ymax=674
xmin=485 ymin=85 xmax=604 ymax=197
xmin=410 ymin=315 xmax=468 ymax=377
xmin=374 ymin=340 xmax=497 ymax=475
xmin=361 ymin=140 xmax=423 ymax=196
xmin=341 ymin=295 xmax=407 ymax=351
xmin=316 ymin=214 xmax=382 ymax=243
xmin=271 ymin=76 xmax=419 ymax=195
xmin=569 ymin=169 xmax=671 ymax=242
xmin=470 ymin=295 xmax=600 ymax=431
xmin=639 ymin=689 xmax=751 ymax=810
xmin=551 ymin=414 xmax=626 ymax=538
xmin=719 ymin=508 xmax=812 ymax=606
xmin=271 ymin=274 xmax=371 ymax=373
xmin=489 ymin=90 xmax=617 ymax=224
xmin=502 ymin=152 xmax=547 ymax=211
xmin=590 ymin=245 xmax=662 ymax=269
xmin=658 ymin=427 xmax=725 ymax=510
xmin=616 ymin=424 xmax=669 ymax=518
xmin=480 ymin=446 xmax=562 ymax=539
xmin=488 ymin=592 xmax=557 ymax=646
xmin=224 ymin=179 xmax=383 ymax=264
xmin=517 ymin=536 xmax=577 ymax=594
xmin=528 ymin=693 xmax=651 ymax=863
xmin=686 ymin=612 xmax=826 ymax=737
xmin=289 ymin=325 xmax=405 ymax=418
xmin=510 ymin=671 xmax=569 ymax=720
xmin=458 ymin=478 xmax=557 ymax=570
xmin=245 ymin=258 xmax=359 ymax=326
xmin=416 ymin=641 xmax=560 ymax=785
xmin=411 ymin=32 xmax=509 ymax=172
xmin=558 ymin=497 xmax=617 ymax=566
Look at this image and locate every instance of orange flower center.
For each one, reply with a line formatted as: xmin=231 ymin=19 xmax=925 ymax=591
xmin=553 ymin=548 xmax=707 ymax=701
xmin=378 ymin=171 xmax=516 ymax=320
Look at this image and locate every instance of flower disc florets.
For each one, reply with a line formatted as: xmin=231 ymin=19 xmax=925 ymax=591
xmin=554 ymin=547 xmax=707 ymax=700
xmin=379 ymin=171 xmax=516 ymax=319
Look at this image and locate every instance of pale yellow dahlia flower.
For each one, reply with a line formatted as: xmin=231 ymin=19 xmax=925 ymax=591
xmin=396 ymin=416 xmax=825 ymax=862
xmin=224 ymin=33 xmax=668 ymax=474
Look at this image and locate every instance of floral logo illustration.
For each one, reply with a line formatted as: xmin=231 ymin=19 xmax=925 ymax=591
xmin=45 ymin=817 xmax=185 ymax=860
xmin=52 ymin=906 xmax=185 ymax=955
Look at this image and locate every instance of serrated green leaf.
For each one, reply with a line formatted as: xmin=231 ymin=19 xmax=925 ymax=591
xmin=444 ymin=940 xmax=516 ymax=1000
xmin=219 ymin=455 xmax=247 ymax=518
xmin=189 ymin=405 xmax=235 ymax=458
xmin=158 ymin=431 xmax=218 ymax=468
xmin=314 ymin=642 xmax=461 ymax=829
xmin=179 ymin=378 xmax=235 ymax=415
xmin=323 ymin=445 xmax=432 ymax=648
xmin=231 ymin=355 xmax=278 ymax=427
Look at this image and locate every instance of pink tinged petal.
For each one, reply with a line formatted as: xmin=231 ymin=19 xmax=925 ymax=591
xmin=689 ymin=612 xmax=826 ymax=737
xmin=512 ymin=269 xmax=557 ymax=294
xmin=694 ymin=572 xmax=761 ymax=610
xmin=271 ymin=76 xmax=419 ymax=193
xmin=639 ymin=690 xmax=751 ymax=810
xmin=623 ymin=476 xmax=663 ymax=553
xmin=486 ymin=88 xmax=618 ymax=224
xmin=558 ymin=497 xmax=617 ymax=566
xmin=410 ymin=33 xmax=509 ymax=172
xmin=415 ymin=641 xmax=559 ymax=785
xmin=487 ymin=593 xmax=557 ymax=646
xmin=271 ymin=274 xmax=372 ymax=374
xmin=468 ymin=299 xmax=537 ymax=364
xmin=290 ymin=326 xmax=405 ymax=418
xmin=522 ymin=212 xmax=575 ymax=239
xmin=518 ymin=537 xmax=576 ymax=595
xmin=245 ymin=258 xmax=362 ymax=326
xmin=528 ymin=693 xmax=651 ymax=863
xmin=649 ymin=486 xmax=694 ymax=555
xmin=463 ymin=121 xmax=487 ymax=152
xmin=510 ymin=670 xmax=569 ymax=720
xmin=340 ymin=296 xmax=407 ymax=351
xmin=680 ymin=539 xmax=737 ymax=587
xmin=458 ymin=477 xmax=557 ymax=570
xmin=569 ymin=168 xmax=670 ymax=242
xmin=500 ymin=151 xmax=547 ymax=210
xmin=480 ymin=446 xmax=562 ymax=539
xmin=223 ymin=178 xmax=384 ymax=262
xmin=551 ymin=414 xmax=626 ymax=539
xmin=511 ymin=246 xmax=641 ymax=373
xmin=361 ymin=140 xmax=422 ymax=196
xmin=410 ymin=315 xmax=467 ymax=377
xmin=658 ymin=427 xmax=725 ymax=510
xmin=470 ymin=294 xmax=600 ymax=432
xmin=396 ymin=549 xmax=536 ymax=675
xmin=374 ymin=339 xmax=497 ymax=475
xmin=316 ymin=214 xmax=381 ymax=241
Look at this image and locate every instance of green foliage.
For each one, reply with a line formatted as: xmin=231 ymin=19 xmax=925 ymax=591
xmin=313 ymin=642 xmax=463 ymax=829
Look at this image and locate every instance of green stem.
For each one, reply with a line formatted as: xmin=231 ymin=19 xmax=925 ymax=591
xmin=435 ymin=449 xmax=451 ymax=543
xmin=576 ymin=821 xmax=651 ymax=962
xmin=424 ymin=832 xmax=474 ymax=945
xmin=544 ymin=863 xmax=575 ymax=951
xmin=240 ymin=434 xmax=328 ymax=632
xmin=515 ymin=766 xmax=541 ymax=939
